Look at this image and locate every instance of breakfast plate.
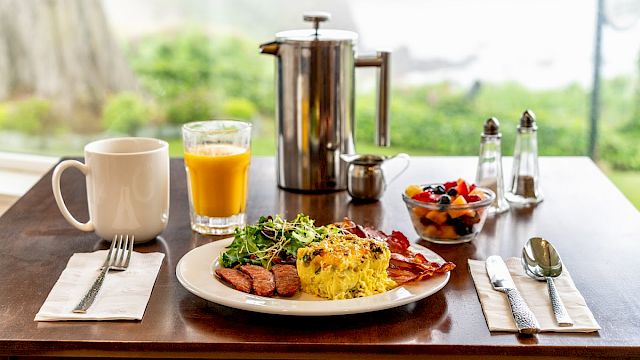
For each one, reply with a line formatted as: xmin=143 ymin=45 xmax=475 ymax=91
xmin=176 ymin=238 xmax=450 ymax=316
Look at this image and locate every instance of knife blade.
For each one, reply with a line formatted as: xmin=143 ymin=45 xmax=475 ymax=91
xmin=486 ymin=255 xmax=540 ymax=334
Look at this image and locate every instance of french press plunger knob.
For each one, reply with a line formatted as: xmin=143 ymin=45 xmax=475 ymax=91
xmin=303 ymin=11 xmax=331 ymax=35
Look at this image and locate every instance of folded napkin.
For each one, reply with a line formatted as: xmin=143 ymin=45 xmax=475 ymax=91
xmin=468 ymin=258 xmax=600 ymax=332
xmin=35 ymin=251 xmax=164 ymax=321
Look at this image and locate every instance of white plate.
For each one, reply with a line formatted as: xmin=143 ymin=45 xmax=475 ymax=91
xmin=176 ymin=238 xmax=450 ymax=316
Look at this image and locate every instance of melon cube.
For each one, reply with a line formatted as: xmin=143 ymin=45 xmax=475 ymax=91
xmin=422 ymin=225 xmax=440 ymax=237
xmin=412 ymin=206 xmax=430 ymax=217
xmin=426 ymin=210 xmax=448 ymax=225
xmin=440 ymin=225 xmax=458 ymax=239
xmin=448 ymin=195 xmax=476 ymax=219
xmin=405 ymin=184 xmax=423 ymax=198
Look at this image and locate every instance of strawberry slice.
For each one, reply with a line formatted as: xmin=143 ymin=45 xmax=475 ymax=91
xmin=412 ymin=191 xmax=438 ymax=203
xmin=467 ymin=194 xmax=481 ymax=203
xmin=456 ymin=180 xmax=470 ymax=197
xmin=443 ymin=181 xmax=458 ymax=190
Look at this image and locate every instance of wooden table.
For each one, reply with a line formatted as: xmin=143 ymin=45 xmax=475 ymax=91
xmin=1 ymin=157 xmax=639 ymax=359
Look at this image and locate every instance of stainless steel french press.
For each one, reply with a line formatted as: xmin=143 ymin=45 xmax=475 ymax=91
xmin=261 ymin=12 xmax=391 ymax=192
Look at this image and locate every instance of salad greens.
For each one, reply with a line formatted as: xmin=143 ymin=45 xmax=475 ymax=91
xmin=221 ymin=214 xmax=342 ymax=269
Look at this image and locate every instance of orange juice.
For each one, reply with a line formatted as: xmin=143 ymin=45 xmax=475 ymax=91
xmin=184 ymin=144 xmax=251 ymax=218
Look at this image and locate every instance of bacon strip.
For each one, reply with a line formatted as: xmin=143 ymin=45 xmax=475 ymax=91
xmin=387 ymin=252 xmax=455 ymax=284
xmin=386 ymin=230 xmax=411 ymax=254
xmin=386 ymin=268 xmax=419 ymax=284
xmin=338 ymin=221 xmax=456 ymax=285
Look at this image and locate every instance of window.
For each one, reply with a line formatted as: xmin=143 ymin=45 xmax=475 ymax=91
xmin=0 ymin=0 xmax=638 ymax=207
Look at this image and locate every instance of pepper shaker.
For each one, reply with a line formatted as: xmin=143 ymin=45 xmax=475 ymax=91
xmin=506 ymin=110 xmax=544 ymax=206
xmin=476 ymin=117 xmax=509 ymax=215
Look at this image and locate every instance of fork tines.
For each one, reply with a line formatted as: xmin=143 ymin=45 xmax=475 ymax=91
xmin=111 ymin=234 xmax=134 ymax=270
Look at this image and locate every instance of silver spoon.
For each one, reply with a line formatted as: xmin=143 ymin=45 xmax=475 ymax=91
xmin=522 ymin=237 xmax=573 ymax=327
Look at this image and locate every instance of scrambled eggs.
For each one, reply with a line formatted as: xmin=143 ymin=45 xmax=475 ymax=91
xmin=296 ymin=234 xmax=397 ymax=300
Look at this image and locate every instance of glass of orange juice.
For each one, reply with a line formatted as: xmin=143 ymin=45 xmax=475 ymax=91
xmin=182 ymin=120 xmax=252 ymax=235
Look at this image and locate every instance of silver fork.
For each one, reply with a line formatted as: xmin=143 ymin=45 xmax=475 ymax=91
xmin=73 ymin=234 xmax=134 ymax=313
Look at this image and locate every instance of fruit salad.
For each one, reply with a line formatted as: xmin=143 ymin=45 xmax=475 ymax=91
xmin=402 ymin=179 xmax=494 ymax=244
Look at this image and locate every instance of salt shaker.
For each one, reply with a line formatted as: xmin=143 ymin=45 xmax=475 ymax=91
xmin=506 ymin=109 xmax=544 ymax=206
xmin=476 ymin=117 xmax=509 ymax=215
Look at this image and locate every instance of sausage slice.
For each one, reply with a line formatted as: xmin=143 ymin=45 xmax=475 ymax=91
xmin=215 ymin=268 xmax=252 ymax=293
xmin=240 ymin=264 xmax=276 ymax=297
xmin=271 ymin=264 xmax=300 ymax=297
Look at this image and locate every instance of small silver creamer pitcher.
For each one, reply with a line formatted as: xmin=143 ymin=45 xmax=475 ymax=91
xmin=342 ymin=153 xmax=410 ymax=201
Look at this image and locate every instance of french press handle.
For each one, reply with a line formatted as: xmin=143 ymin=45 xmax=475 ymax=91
xmin=356 ymin=51 xmax=391 ymax=147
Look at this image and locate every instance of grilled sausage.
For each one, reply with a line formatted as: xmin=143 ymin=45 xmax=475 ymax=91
xmin=240 ymin=264 xmax=275 ymax=297
xmin=271 ymin=264 xmax=301 ymax=297
xmin=215 ymin=268 xmax=252 ymax=293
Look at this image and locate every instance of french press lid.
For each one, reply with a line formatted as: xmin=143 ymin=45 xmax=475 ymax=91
xmin=275 ymin=12 xmax=358 ymax=44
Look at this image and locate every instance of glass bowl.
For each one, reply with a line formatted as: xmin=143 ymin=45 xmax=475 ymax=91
xmin=402 ymin=185 xmax=495 ymax=244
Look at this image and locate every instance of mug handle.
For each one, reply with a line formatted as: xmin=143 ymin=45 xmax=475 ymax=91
xmin=51 ymin=160 xmax=94 ymax=232
xmin=384 ymin=153 xmax=411 ymax=186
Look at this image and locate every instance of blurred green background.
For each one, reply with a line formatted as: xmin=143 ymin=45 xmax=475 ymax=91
xmin=1 ymin=28 xmax=638 ymax=209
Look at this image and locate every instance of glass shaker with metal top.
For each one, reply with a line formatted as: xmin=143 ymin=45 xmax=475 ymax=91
xmin=506 ymin=110 xmax=544 ymax=206
xmin=476 ymin=117 xmax=509 ymax=215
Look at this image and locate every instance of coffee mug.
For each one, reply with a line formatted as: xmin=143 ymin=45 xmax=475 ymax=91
xmin=52 ymin=137 xmax=170 ymax=243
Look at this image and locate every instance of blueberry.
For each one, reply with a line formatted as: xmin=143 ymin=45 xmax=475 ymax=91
xmin=454 ymin=223 xmax=473 ymax=236
xmin=438 ymin=194 xmax=451 ymax=204
xmin=432 ymin=185 xmax=446 ymax=194
xmin=447 ymin=188 xmax=458 ymax=196
xmin=420 ymin=217 xmax=434 ymax=226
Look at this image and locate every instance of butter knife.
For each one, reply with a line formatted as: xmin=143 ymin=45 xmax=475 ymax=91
xmin=486 ymin=256 xmax=540 ymax=334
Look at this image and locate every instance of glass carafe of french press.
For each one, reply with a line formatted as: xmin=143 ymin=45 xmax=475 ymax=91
xmin=260 ymin=12 xmax=391 ymax=192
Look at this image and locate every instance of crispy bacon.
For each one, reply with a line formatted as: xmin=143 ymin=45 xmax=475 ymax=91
xmin=361 ymin=227 xmax=387 ymax=242
xmin=386 ymin=268 xmax=420 ymax=284
xmin=334 ymin=218 xmax=367 ymax=238
xmin=335 ymin=219 xmax=455 ymax=285
xmin=388 ymin=252 xmax=456 ymax=284
xmin=386 ymin=230 xmax=411 ymax=254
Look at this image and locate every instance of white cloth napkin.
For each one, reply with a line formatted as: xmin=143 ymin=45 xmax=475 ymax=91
xmin=468 ymin=257 xmax=600 ymax=332
xmin=35 ymin=251 xmax=164 ymax=321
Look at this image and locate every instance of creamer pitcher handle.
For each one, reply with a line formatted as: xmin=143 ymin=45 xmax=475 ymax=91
xmin=51 ymin=160 xmax=94 ymax=232
xmin=384 ymin=153 xmax=410 ymax=186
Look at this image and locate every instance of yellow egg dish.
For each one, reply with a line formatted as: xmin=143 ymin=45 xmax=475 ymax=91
xmin=296 ymin=234 xmax=397 ymax=300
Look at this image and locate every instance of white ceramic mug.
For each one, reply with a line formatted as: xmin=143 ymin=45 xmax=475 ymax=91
xmin=52 ymin=137 xmax=170 ymax=243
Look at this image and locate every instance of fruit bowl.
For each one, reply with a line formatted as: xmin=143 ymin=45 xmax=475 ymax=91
xmin=402 ymin=180 xmax=495 ymax=244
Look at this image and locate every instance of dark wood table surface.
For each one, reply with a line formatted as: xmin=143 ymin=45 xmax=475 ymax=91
xmin=1 ymin=156 xmax=639 ymax=359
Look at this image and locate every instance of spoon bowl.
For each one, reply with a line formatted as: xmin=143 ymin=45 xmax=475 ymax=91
xmin=522 ymin=237 xmax=563 ymax=279
xmin=522 ymin=237 xmax=573 ymax=327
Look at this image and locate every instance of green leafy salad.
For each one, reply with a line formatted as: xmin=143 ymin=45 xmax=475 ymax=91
xmin=221 ymin=214 xmax=342 ymax=269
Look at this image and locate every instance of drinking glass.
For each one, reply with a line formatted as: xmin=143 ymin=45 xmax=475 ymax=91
xmin=182 ymin=120 xmax=252 ymax=235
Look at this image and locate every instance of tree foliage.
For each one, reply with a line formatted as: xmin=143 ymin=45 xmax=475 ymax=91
xmin=126 ymin=28 xmax=273 ymax=125
xmin=222 ymin=97 xmax=257 ymax=120
xmin=102 ymin=92 xmax=149 ymax=135
xmin=0 ymin=97 xmax=55 ymax=136
xmin=165 ymin=89 xmax=217 ymax=125
xmin=2 ymin=27 xmax=638 ymax=172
